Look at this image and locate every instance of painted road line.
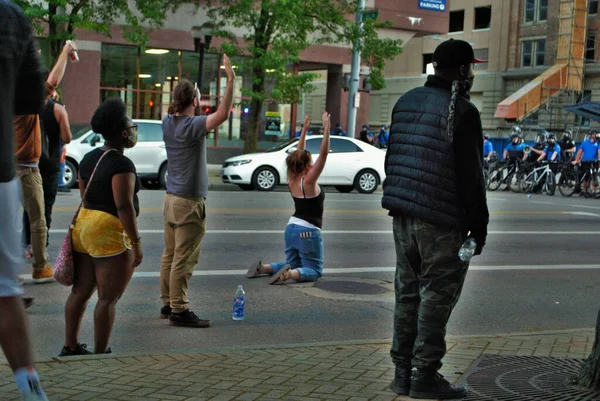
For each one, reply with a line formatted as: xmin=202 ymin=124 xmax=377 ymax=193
xmin=18 ymin=264 xmax=600 ymax=281
xmin=47 ymin=229 xmax=600 ymax=234
xmin=573 ymin=204 xmax=600 ymax=211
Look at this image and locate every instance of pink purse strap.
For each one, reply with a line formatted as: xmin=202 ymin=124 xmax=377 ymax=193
xmin=69 ymin=149 xmax=116 ymax=229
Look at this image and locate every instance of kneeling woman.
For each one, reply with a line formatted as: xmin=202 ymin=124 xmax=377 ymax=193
xmin=60 ymin=98 xmax=143 ymax=356
xmin=247 ymin=112 xmax=330 ymax=284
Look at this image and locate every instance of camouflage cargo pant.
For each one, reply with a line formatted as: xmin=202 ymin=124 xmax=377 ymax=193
xmin=390 ymin=215 xmax=469 ymax=371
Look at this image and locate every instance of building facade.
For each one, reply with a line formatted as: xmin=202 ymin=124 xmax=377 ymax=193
xmin=312 ymin=0 xmax=599 ymax=142
xmin=51 ymin=0 xmax=449 ymax=157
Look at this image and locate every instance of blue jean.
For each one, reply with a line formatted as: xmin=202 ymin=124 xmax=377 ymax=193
xmin=271 ymin=224 xmax=324 ymax=282
xmin=58 ymin=161 xmax=66 ymax=188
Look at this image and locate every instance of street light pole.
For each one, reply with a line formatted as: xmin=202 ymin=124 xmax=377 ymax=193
xmin=191 ymin=23 xmax=214 ymax=95
xmin=346 ymin=0 xmax=365 ymax=139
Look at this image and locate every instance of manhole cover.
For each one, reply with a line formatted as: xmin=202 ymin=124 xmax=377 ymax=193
xmin=315 ymin=280 xmax=388 ymax=295
xmin=459 ymin=355 xmax=600 ymax=400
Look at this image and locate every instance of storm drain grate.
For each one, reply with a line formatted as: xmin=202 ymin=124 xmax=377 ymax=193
xmin=315 ymin=280 xmax=388 ymax=295
xmin=459 ymin=355 xmax=600 ymax=401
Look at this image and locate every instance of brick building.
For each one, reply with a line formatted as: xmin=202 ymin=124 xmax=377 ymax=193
xmin=323 ymin=0 xmax=598 ymax=141
xmin=50 ymin=0 xmax=448 ymax=157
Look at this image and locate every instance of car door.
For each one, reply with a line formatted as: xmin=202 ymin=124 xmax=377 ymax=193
xmin=326 ymin=138 xmax=364 ymax=184
xmin=304 ymin=137 xmax=328 ymax=184
xmin=125 ymin=122 xmax=165 ymax=176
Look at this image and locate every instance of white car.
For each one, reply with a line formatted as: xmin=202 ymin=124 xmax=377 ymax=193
xmin=64 ymin=119 xmax=167 ymax=189
xmin=220 ymin=136 xmax=386 ymax=193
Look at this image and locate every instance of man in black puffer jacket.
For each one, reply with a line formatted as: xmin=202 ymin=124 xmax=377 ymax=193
xmin=382 ymin=39 xmax=489 ymax=400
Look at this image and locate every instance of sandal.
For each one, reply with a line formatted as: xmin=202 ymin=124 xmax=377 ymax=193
xmin=269 ymin=264 xmax=291 ymax=285
xmin=246 ymin=261 xmax=263 ymax=278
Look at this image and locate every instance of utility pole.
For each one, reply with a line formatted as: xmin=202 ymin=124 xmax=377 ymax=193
xmin=346 ymin=0 xmax=365 ymax=139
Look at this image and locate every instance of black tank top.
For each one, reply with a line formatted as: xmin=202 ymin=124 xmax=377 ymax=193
xmin=291 ymin=177 xmax=325 ymax=229
xmin=39 ymin=99 xmax=61 ymax=173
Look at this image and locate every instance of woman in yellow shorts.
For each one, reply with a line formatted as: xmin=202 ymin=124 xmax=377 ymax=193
xmin=60 ymin=98 xmax=143 ymax=356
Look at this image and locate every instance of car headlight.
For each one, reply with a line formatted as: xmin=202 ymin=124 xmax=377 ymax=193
xmin=230 ymin=159 xmax=251 ymax=167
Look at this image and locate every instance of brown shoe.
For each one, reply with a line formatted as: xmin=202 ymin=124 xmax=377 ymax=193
xmin=246 ymin=261 xmax=264 ymax=278
xmin=32 ymin=265 xmax=55 ymax=284
xmin=269 ymin=264 xmax=291 ymax=285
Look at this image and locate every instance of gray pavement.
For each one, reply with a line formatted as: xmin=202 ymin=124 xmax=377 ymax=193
xmin=13 ymin=189 xmax=600 ymax=367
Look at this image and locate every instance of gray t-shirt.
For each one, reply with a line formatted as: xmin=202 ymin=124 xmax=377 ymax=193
xmin=163 ymin=114 xmax=208 ymax=198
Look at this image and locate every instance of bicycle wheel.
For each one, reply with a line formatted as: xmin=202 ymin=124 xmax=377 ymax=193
xmin=558 ymin=168 xmax=577 ymax=197
xmin=487 ymin=166 xmax=504 ymax=191
xmin=509 ymin=171 xmax=525 ymax=193
xmin=520 ymin=172 xmax=534 ymax=193
xmin=592 ymin=174 xmax=600 ymax=199
xmin=545 ymin=171 xmax=556 ymax=196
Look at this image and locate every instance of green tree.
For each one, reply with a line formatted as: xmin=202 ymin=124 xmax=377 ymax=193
xmin=14 ymin=0 xmax=186 ymax=63
xmin=205 ymin=0 xmax=402 ymax=153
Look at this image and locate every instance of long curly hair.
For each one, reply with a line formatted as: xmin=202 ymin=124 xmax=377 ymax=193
xmin=168 ymin=79 xmax=196 ymax=114
xmin=286 ymin=149 xmax=312 ymax=181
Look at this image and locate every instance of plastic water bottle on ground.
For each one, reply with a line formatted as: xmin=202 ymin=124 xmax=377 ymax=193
xmin=458 ymin=238 xmax=477 ymax=262
xmin=232 ymin=285 xmax=245 ymax=321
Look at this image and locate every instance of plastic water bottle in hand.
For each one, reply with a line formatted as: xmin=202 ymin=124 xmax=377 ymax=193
xmin=458 ymin=238 xmax=477 ymax=262
xmin=232 ymin=285 xmax=245 ymax=321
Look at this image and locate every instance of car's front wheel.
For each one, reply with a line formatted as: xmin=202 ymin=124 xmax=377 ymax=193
xmin=354 ymin=169 xmax=379 ymax=194
xmin=64 ymin=159 xmax=77 ymax=188
xmin=252 ymin=167 xmax=278 ymax=191
xmin=159 ymin=163 xmax=168 ymax=189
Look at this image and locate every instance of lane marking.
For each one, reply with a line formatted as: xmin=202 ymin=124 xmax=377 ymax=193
xmin=47 ymin=229 xmax=600 ymax=235
xmin=18 ymin=264 xmax=600 ymax=280
xmin=50 ymin=207 xmax=595 ymax=217
xmin=573 ymin=204 xmax=600 ymax=211
xmin=530 ymin=201 xmax=555 ymax=205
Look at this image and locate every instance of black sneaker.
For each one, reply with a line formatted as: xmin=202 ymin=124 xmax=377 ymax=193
xmin=389 ymin=364 xmax=411 ymax=395
xmin=22 ymin=297 xmax=34 ymax=309
xmin=169 ymin=309 xmax=211 ymax=328
xmin=59 ymin=343 xmax=94 ymax=357
xmin=409 ymin=369 xmax=467 ymax=399
xmin=160 ymin=305 xmax=172 ymax=319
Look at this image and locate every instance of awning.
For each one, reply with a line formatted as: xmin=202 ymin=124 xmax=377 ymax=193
xmin=564 ymin=102 xmax=600 ymax=123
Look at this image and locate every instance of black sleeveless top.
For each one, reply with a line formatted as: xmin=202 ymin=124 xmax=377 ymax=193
xmin=39 ymin=98 xmax=62 ymax=173
xmin=291 ymin=177 xmax=325 ymax=229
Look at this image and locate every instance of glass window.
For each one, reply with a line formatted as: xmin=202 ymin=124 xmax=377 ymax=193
xmin=535 ymin=39 xmax=545 ymax=66
xmin=474 ymin=48 xmax=489 ymax=71
xmin=330 ymin=138 xmax=362 ymax=153
xmin=101 ymin=44 xmax=138 ymax=89
xmin=449 ymin=10 xmax=465 ymax=32
xmin=522 ymin=41 xmax=533 ymax=67
xmin=138 ymin=48 xmax=179 ymax=92
xmin=137 ymin=123 xmax=163 ymax=142
xmin=524 ymin=0 xmax=535 ymax=23
xmin=422 ymin=53 xmax=434 ymax=74
xmin=586 ymin=33 xmax=596 ymax=63
xmin=538 ymin=0 xmax=548 ymax=21
xmin=474 ymin=6 xmax=492 ymax=30
xmin=590 ymin=0 xmax=598 ymax=14
xmin=305 ymin=138 xmax=322 ymax=154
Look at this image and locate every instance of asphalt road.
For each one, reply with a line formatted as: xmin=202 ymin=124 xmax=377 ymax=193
xmin=14 ymin=187 xmax=600 ymax=362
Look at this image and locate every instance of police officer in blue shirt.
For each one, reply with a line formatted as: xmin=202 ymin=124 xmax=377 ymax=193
xmin=332 ymin=122 xmax=346 ymax=136
xmin=573 ymin=130 xmax=600 ymax=196
xmin=503 ymin=133 xmax=526 ymax=162
xmin=541 ymin=133 xmax=561 ymax=162
xmin=483 ymin=133 xmax=493 ymax=160
xmin=378 ymin=125 xmax=389 ymax=148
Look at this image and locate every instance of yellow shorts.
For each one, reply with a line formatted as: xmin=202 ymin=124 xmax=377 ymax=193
xmin=72 ymin=207 xmax=132 ymax=258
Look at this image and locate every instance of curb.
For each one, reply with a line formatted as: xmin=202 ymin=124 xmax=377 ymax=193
xmin=47 ymin=327 xmax=595 ymax=364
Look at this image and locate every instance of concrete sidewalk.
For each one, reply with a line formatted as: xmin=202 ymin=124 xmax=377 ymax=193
xmin=0 ymin=329 xmax=594 ymax=400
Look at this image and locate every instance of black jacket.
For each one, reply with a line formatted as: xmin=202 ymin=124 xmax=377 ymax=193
xmin=382 ymin=75 xmax=489 ymax=243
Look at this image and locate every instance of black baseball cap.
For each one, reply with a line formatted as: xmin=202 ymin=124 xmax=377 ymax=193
xmin=432 ymin=39 xmax=487 ymax=69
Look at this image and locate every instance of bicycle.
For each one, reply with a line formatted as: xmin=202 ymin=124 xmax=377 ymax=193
xmin=519 ymin=161 xmax=557 ymax=196
xmin=558 ymin=161 xmax=600 ymax=198
xmin=487 ymin=159 xmax=525 ymax=192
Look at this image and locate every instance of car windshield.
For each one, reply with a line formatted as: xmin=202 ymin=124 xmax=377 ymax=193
xmin=265 ymin=138 xmax=299 ymax=153
xmin=72 ymin=125 xmax=92 ymax=140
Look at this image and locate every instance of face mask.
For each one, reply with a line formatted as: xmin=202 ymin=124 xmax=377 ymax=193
xmin=125 ymin=129 xmax=137 ymax=148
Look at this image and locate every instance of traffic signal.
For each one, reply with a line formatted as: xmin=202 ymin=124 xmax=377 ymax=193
xmin=203 ymin=106 xmax=211 ymax=115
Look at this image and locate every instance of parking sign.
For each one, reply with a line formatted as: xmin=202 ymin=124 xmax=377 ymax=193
xmin=419 ymin=0 xmax=446 ymax=12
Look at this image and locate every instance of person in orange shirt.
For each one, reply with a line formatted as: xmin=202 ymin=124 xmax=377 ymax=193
xmin=14 ymin=40 xmax=77 ymax=283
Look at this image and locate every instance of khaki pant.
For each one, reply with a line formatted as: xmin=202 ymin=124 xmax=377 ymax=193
xmin=17 ymin=167 xmax=48 ymax=271
xmin=160 ymin=193 xmax=207 ymax=313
